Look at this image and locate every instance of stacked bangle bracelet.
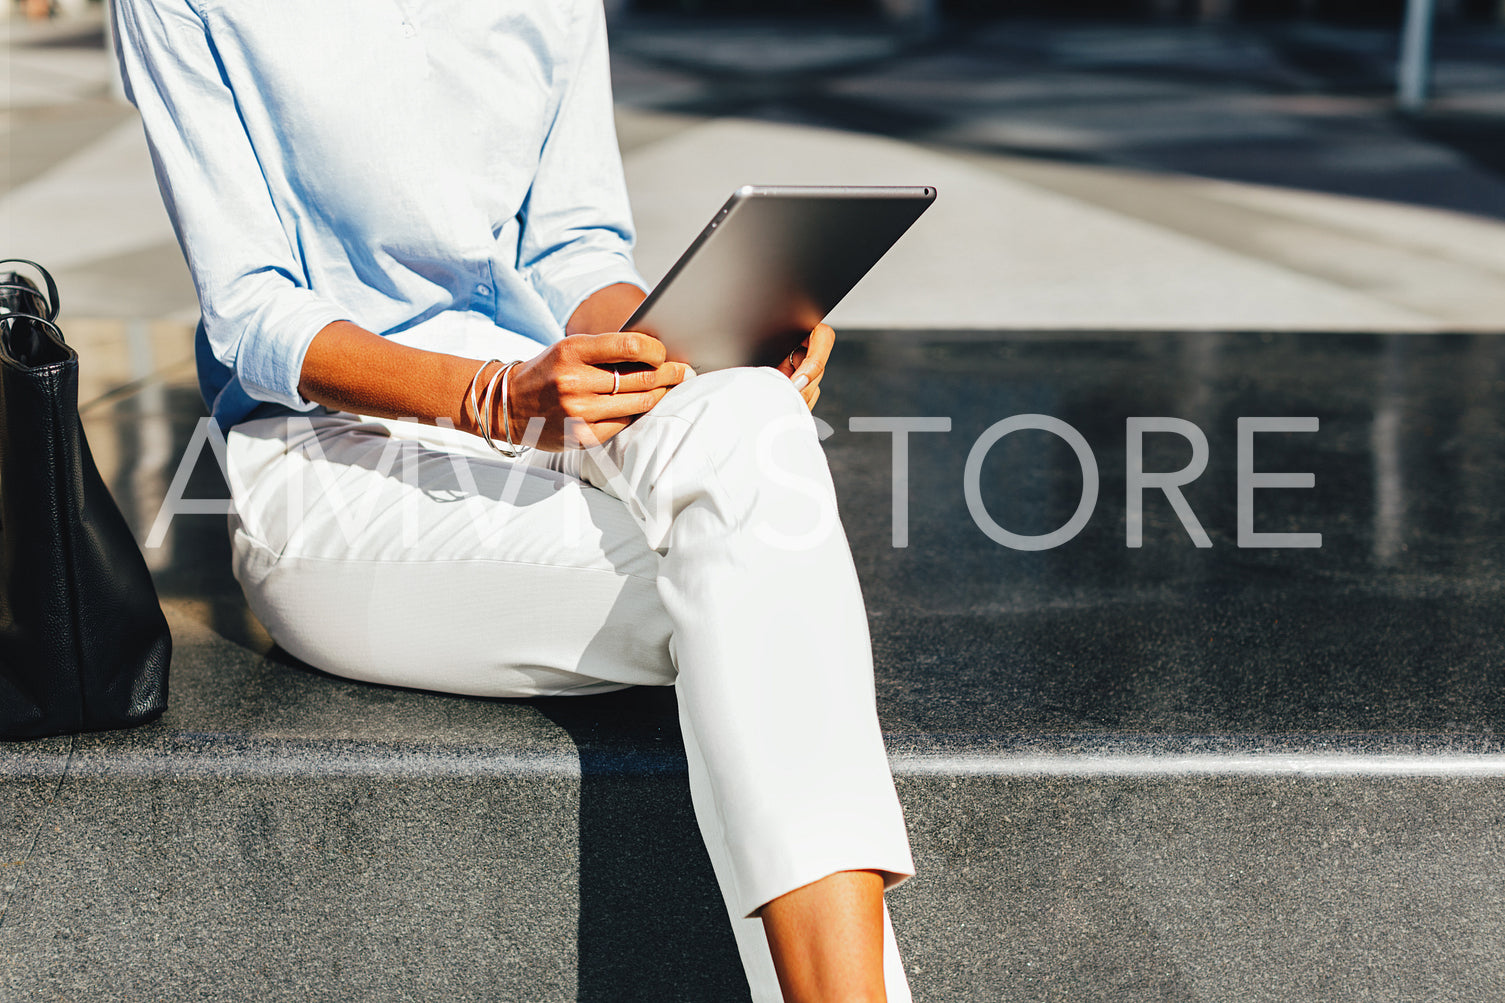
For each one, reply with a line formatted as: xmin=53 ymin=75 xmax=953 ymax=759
xmin=466 ymin=358 xmax=531 ymax=458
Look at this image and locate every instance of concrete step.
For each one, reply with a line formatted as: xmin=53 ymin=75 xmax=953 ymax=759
xmin=9 ymin=697 xmax=1505 ymax=1002
xmin=5 ymin=330 xmax=1505 ymax=1001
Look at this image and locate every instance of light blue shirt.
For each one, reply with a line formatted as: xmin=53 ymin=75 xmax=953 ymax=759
xmin=112 ymin=0 xmax=645 ymax=427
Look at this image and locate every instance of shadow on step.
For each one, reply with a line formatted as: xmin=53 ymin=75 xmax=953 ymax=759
xmin=533 ymin=688 xmax=750 ymax=1002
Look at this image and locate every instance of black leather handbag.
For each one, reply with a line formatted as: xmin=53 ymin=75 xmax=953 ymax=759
xmin=0 ymin=259 xmax=170 ymax=739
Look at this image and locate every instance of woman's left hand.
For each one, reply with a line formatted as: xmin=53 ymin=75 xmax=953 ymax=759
xmin=778 ymin=322 xmax=834 ymax=411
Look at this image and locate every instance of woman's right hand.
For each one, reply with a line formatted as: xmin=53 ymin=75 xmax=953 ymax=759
xmin=504 ymin=332 xmax=694 ymax=451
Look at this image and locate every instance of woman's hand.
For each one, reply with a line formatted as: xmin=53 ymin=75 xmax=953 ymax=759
xmin=776 ymin=323 xmax=834 ymax=411
xmin=505 ymin=332 xmax=693 ymax=451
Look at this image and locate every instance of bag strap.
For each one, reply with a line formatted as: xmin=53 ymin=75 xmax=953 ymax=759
xmin=0 ymin=259 xmax=60 ymax=321
xmin=0 ymin=311 xmax=66 ymax=353
xmin=0 ymin=308 xmax=69 ymax=368
xmin=0 ymin=283 xmax=59 ymax=327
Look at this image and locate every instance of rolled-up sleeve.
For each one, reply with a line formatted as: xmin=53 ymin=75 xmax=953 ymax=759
xmin=113 ymin=0 xmax=350 ymax=410
xmin=515 ymin=0 xmax=646 ymax=329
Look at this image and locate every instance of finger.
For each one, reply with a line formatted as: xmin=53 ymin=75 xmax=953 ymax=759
xmin=562 ymin=417 xmax=634 ymax=450
xmin=800 ymin=324 xmax=833 ymax=377
xmin=604 ymin=361 xmax=694 ymax=395
xmin=570 ymin=331 xmax=668 ymax=367
xmin=781 ymin=346 xmax=807 ymax=377
xmin=579 ymin=386 xmax=674 ymax=422
xmin=798 ymin=366 xmax=825 ymax=408
xmin=790 ymin=324 xmax=833 ymax=390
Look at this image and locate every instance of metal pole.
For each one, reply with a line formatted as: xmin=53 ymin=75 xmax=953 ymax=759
xmin=1397 ymin=0 xmax=1437 ymax=111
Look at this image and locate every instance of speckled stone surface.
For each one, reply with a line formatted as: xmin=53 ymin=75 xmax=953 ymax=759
xmin=889 ymin=775 xmax=1505 ymax=1003
xmin=4 ymin=332 xmax=1505 ymax=1000
xmin=828 ymin=332 xmax=1505 ymax=744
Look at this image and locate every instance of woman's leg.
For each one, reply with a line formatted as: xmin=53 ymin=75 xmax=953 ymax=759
xmin=224 ymin=367 xmax=915 ymax=1001
xmin=761 ymin=870 xmax=886 ymax=1003
xmin=549 ymin=367 xmax=915 ymax=1002
xmin=224 ymin=409 xmax=679 ymax=696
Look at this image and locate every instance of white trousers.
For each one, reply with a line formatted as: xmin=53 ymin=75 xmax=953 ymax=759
xmin=223 ymin=366 xmax=915 ymax=1002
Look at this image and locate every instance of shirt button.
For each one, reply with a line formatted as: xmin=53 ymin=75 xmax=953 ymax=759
xmin=476 ymin=284 xmax=491 ymax=296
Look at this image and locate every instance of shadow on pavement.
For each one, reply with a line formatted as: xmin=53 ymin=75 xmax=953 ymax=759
xmin=610 ymin=16 xmax=1505 ymax=219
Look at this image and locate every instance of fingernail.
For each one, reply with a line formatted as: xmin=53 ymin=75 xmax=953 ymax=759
xmin=791 ymin=374 xmax=809 ymax=391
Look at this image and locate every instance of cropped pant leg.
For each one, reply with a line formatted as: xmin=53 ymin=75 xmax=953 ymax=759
xmin=225 ymin=366 xmax=915 ymax=1002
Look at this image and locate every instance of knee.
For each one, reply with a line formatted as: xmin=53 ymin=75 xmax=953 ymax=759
xmin=658 ymin=366 xmax=814 ymax=439
xmin=611 ymin=366 xmax=829 ymax=502
xmin=676 ymin=368 xmax=834 ymax=494
xmin=612 ymin=366 xmax=841 ymax=551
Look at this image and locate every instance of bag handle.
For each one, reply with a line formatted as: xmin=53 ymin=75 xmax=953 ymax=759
xmin=0 ymin=311 xmax=68 ymax=363
xmin=0 ymin=283 xmax=59 ymax=326
xmin=0 ymin=312 xmax=63 ymax=338
xmin=0 ymin=259 xmax=60 ymax=321
xmin=0 ymin=308 xmax=69 ymax=367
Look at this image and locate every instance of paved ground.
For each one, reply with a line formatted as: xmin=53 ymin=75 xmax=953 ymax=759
xmin=4 ymin=10 xmax=1505 ymax=342
xmin=9 ymin=327 xmax=1505 ymax=1002
xmin=8 ymin=9 xmax=1504 ymax=498
xmin=612 ymin=17 xmax=1505 ymax=331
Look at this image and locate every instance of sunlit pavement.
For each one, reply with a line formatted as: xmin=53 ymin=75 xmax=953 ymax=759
xmin=5 ymin=10 xmax=1505 ymax=1002
xmin=7 ymin=10 xmax=1505 ymax=332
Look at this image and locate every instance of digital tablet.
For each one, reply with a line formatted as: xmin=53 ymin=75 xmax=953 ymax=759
xmin=621 ymin=185 xmax=936 ymax=372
